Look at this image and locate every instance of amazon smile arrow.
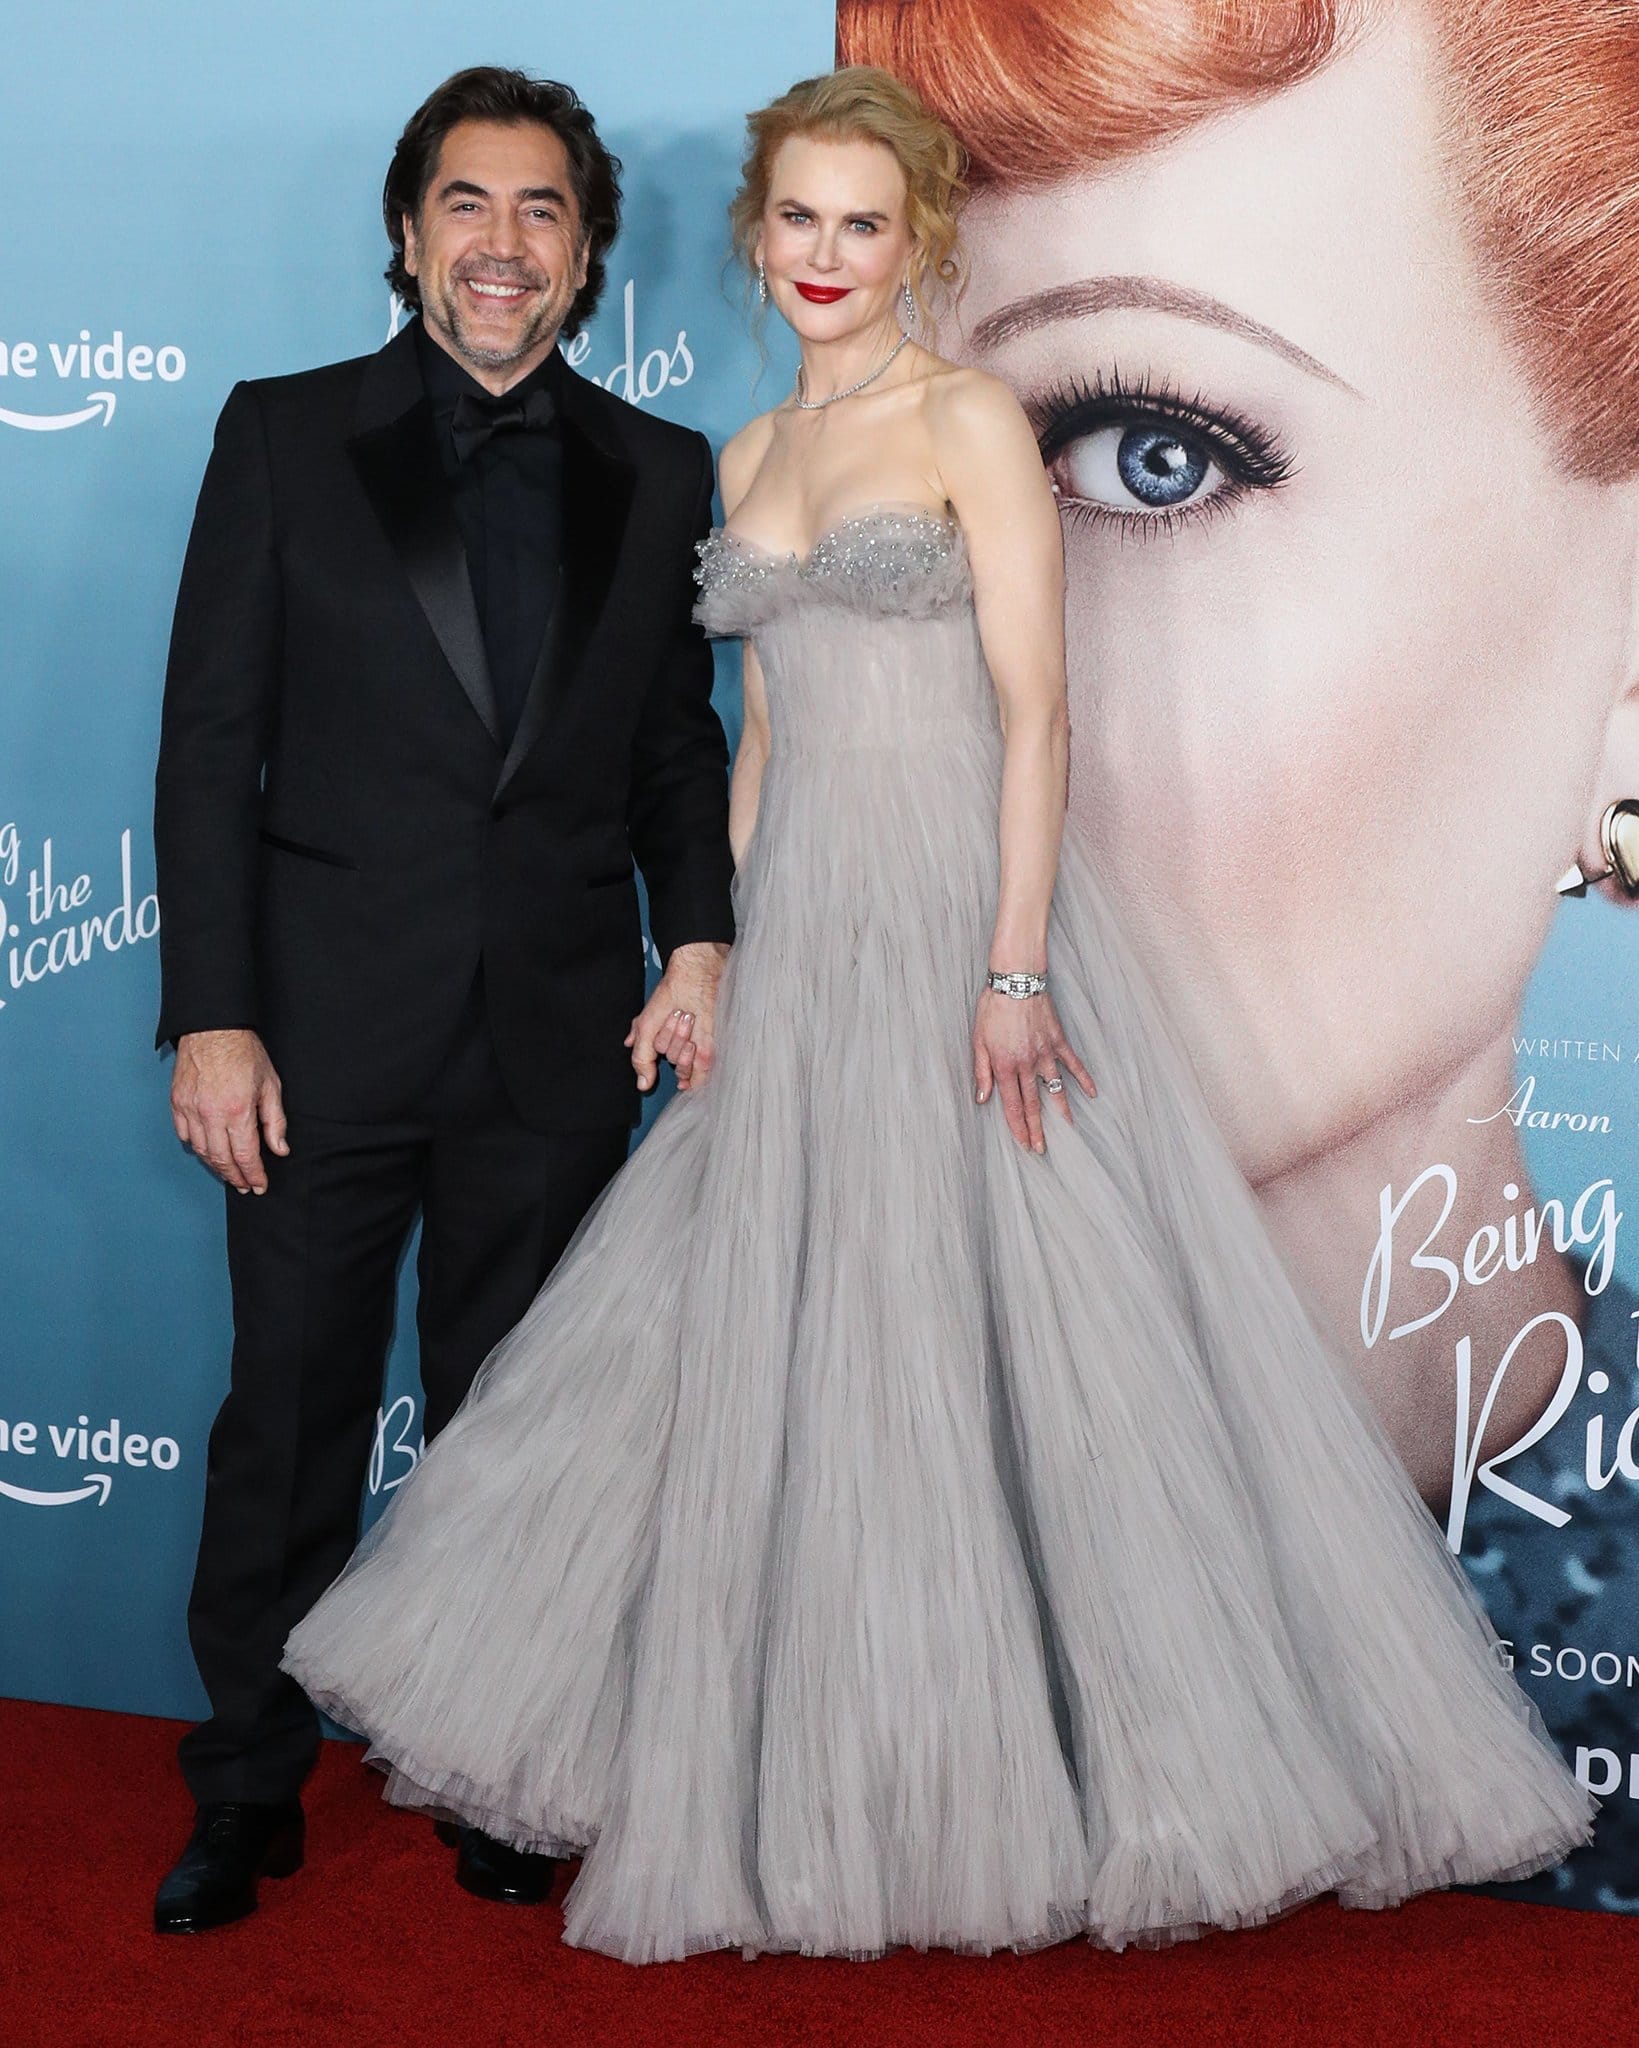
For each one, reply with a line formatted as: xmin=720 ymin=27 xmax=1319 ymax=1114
xmin=0 ymin=391 xmax=117 ymax=432
xmin=0 ymin=1472 xmax=112 ymax=1507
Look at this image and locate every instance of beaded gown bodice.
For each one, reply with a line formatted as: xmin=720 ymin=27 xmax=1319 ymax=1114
xmin=693 ymin=504 xmax=999 ymax=757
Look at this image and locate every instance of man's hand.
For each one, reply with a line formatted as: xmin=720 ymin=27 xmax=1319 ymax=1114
xmin=625 ymin=941 xmax=731 ymax=1094
xmin=171 ymin=1029 xmax=289 ymax=1194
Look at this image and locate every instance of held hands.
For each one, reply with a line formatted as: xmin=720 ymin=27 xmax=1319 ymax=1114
xmin=626 ymin=940 xmax=731 ymax=1094
xmin=171 ymin=1029 xmax=289 ymax=1194
xmin=972 ymin=988 xmax=1097 ymax=1154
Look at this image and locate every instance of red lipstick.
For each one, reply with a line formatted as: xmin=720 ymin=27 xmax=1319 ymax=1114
xmin=794 ymin=283 xmax=852 ymax=304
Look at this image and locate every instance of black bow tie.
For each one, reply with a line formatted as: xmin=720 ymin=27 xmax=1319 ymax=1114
xmin=449 ymin=383 xmax=556 ymax=464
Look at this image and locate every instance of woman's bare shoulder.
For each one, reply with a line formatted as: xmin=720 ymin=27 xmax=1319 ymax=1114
xmin=919 ymin=359 xmax=1030 ymax=436
xmin=718 ymin=409 xmax=781 ymax=514
xmin=915 ymin=361 xmax=1053 ymax=523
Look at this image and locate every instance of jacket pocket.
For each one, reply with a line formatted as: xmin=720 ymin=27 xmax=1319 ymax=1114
xmin=258 ymin=829 xmax=358 ymax=871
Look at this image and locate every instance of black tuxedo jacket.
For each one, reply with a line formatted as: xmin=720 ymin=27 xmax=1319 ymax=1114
xmin=153 ymin=321 xmax=735 ymax=1131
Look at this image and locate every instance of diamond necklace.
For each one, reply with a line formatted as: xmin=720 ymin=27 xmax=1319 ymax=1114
xmin=793 ymin=330 xmax=911 ymax=411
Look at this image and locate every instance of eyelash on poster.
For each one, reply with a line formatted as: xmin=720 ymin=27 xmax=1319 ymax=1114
xmin=1026 ymin=368 xmax=1299 ymax=535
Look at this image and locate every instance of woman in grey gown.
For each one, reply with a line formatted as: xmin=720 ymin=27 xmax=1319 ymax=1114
xmin=283 ymin=67 xmax=1594 ymax=1963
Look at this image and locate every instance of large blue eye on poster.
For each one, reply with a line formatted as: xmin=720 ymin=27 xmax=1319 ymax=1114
xmin=0 ymin=2 xmax=824 ymax=1716
xmin=837 ymin=0 xmax=1639 ymax=1914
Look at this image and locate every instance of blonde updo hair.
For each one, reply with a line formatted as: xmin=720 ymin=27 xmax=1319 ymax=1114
xmin=729 ymin=66 xmax=968 ymax=326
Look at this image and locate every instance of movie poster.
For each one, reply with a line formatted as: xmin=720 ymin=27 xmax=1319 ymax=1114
xmin=840 ymin=0 xmax=1639 ymax=1911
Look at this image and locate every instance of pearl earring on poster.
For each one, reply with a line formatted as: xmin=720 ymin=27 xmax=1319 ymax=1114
xmin=1556 ymin=799 xmax=1639 ymax=896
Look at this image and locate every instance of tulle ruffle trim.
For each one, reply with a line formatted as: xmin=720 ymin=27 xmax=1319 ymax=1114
xmin=297 ymin=1665 xmax=1591 ymax=1964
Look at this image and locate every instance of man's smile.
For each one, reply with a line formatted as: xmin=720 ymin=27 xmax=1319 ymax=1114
xmin=462 ymin=278 xmax=536 ymax=303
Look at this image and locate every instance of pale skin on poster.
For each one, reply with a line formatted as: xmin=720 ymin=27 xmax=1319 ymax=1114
xmin=172 ymin=118 xmax=727 ymax=1194
xmin=951 ymin=15 xmax=1639 ymax=1494
xmin=721 ymin=130 xmax=1096 ymax=1156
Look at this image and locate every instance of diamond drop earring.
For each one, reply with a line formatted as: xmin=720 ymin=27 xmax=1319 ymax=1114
xmin=901 ymin=277 xmax=916 ymax=325
xmin=757 ymin=259 xmax=768 ymax=304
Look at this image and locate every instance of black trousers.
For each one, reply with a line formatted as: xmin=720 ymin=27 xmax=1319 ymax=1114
xmin=177 ymin=987 xmax=630 ymax=1805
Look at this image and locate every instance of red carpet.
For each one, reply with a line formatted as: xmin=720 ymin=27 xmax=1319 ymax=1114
xmin=6 ymin=1699 xmax=1636 ymax=2048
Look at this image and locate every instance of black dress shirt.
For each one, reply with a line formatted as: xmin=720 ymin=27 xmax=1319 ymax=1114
xmin=417 ymin=319 xmax=563 ymax=747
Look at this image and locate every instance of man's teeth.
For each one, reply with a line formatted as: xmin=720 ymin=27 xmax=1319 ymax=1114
xmin=467 ymin=281 xmax=529 ymax=298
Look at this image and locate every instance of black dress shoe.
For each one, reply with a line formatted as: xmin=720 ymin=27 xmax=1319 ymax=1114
xmin=154 ymin=1800 xmax=304 ymax=1933
xmin=452 ymin=1826 xmax=558 ymax=1904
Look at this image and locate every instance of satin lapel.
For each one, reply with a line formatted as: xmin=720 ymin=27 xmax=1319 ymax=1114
xmin=494 ymin=399 xmax=635 ymax=797
xmin=348 ymin=400 xmax=502 ymax=748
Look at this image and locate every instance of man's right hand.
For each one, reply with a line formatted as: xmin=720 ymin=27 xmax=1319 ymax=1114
xmin=171 ymin=1029 xmax=289 ymax=1195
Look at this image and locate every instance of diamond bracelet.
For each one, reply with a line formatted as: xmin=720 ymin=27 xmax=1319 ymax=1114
xmin=985 ymin=970 xmax=1048 ymax=1000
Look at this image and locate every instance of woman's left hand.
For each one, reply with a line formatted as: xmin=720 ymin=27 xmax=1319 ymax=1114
xmin=973 ymin=989 xmax=1098 ymax=1154
xmin=627 ymin=941 xmax=731 ymax=1093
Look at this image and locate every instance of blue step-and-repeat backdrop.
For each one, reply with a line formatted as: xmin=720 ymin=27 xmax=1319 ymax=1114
xmin=0 ymin=0 xmax=821 ymax=1712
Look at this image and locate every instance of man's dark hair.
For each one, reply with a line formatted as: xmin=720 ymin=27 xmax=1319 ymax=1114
xmin=383 ymin=67 xmax=622 ymax=339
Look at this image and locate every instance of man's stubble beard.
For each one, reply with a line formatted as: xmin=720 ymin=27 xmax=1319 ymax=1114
xmin=430 ymin=276 xmax=572 ymax=373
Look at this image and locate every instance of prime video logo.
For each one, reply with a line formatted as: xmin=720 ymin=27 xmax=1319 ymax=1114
xmin=0 ymin=327 xmax=187 ymax=433
xmin=0 ymin=1412 xmax=181 ymax=1507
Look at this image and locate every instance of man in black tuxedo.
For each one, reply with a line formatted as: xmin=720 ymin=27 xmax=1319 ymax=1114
xmin=152 ymin=68 xmax=734 ymax=1932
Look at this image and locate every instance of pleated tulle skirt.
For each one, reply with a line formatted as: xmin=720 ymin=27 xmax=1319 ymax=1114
xmin=284 ymin=730 xmax=1593 ymax=1962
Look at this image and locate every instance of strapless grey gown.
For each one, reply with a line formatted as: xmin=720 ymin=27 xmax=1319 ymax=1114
xmin=284 ymin=507 xmax=1593 ymax=1963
